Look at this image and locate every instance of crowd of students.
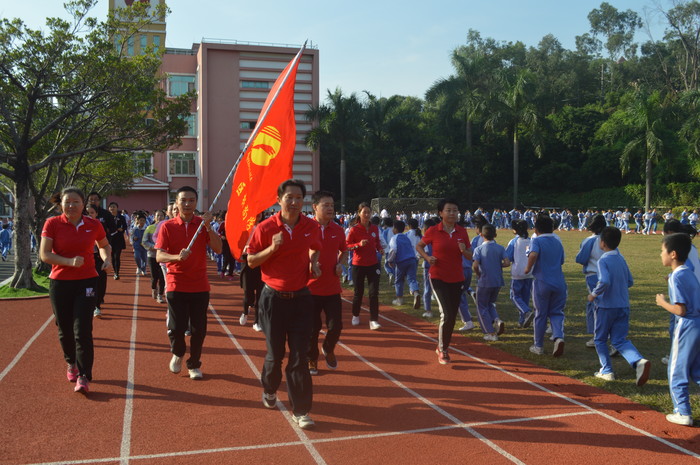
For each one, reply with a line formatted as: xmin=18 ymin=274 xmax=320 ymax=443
xmin=24 ymin=184 xmax=700 ymax=430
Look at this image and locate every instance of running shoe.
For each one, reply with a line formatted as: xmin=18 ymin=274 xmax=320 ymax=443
xmin=666 ymin=413 xmax=693 ymax=426
xmin=252 ymin=323 xmax=262 ymax=332
xmin=188 ymin=368 xmax=203 ymax=380
xmin=262 ymin=392 xmax=277 ymax=409
xmin=495 ymin=318 xmax=505 ymax=335
xmin=322 ymin=347 xmax=338 ymax=370
xmin=483 ymin=334 xmax=498 ymax=342
xmin=351 ymin=316 xmax=360 ymax=326
xmin=239 ymin=313 xmax=248 ymax=326
xmin=308 ymin=360 xmax=318 ymax=375
xmin=459 ymin=321 xmax=475 ymax=331
xmin=413 ymin=291 xmax=421 ymax=310
xmin=435 ymin=347 xmax=450 ymax=365
xmin=552 ymin=338 xmax=565 ymax=357
xmin=635 ymin=359 xmax=650 ymax=386
xmin=522 ymin=311 xmax=535 ymax=328
xmin=66 ymin=364 xmax=79 ymax=382
xmin=292 ymin=413 xmax=315 ymax=429
xmin=392 ymin=298 xmax=403 ymax=306
xmin=74 ymin=376 xmax=89 ymax=394
xmin=422 ymin=311 xmax=433 ymax=318
xmin=594 ymin=370 xmax=615 ymax=381
xmin=585 ymin=338 xmax=596 ymax=348
xmin=93 ymin=307 xmax=102 ymax=319
xmin=169 ymin=355 xmax=182 ymax=374
xmin=369 ymin=321 xmax=381 ymax=330
xmin=529 ymin=345 xmax=544 ymax=355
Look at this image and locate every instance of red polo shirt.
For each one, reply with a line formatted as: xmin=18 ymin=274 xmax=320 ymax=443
xmin=307 ymin=220 xmax=347 ymax=296
xmin=346 ymin=223 xmax=381 ymax=266
xmin=155 ymin=215 xmax=210 ymax=293
xmin=248 ymin=213 xmax=322 ymax=292
xmin=422 ymin=222 xmax=470 ymax=283
xmin=42 ymin=214 xmax=106 ymax=280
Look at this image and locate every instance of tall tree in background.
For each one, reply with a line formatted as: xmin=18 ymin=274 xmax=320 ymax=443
xmin=305 ymin=88 xmax=363 ymax=211
xmin=0 ymin=0 xmax=192 ymax=289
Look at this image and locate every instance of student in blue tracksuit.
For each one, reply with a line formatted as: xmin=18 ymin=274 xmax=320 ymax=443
xmin=575 ymin=214 xmax=606 ymax=347
xmin=420 ymin=218 xmax=436 ymax=318
xmin=633 ymin=209 xmax=643 ymax=234
xmin=505 ymin=220 xmax=534 ymax=328
xmin=380 ymin=217 xmax=395 ymax=282
xmin=472 ymin=224 xmax=510 ymax=341
xmin=524 ymin=214 xmax=566 ymax=357
xmin=587 ymin=227 xmax=650 ymax=385
xmin=0 ymin=223 xmax=11 ymax=261
xmin=388 ymin=220 xmax=420 ymax=309
xmin=656 ymin=233 xmax=700 ymax=426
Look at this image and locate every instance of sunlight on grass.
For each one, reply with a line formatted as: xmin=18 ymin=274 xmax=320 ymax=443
xmin=0 ymin=270 xmax=50 ymax=298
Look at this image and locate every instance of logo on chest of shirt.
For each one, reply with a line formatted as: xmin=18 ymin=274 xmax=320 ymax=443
xmin=305 ymin=233 xmax=311 ymax=237
xmin=371 ymin=232 xmax=376 ymax=237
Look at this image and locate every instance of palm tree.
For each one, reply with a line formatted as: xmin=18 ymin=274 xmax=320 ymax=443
xmin=485 ymin=68 xmax=543 ymax=209
xmin=305 ymin=88 xmax=363 ymax=211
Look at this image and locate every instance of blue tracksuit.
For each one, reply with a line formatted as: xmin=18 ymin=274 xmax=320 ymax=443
xmin=422 ymin=244 xmax=433 ymax=312
xmin=389 ymin=233 xmax=419 ymax=298
xmin=576 ymin=234 xmax=603 ymax=334
xmin=506 ymin=235 xmax=533 ymax=326
xmin=591 ymin=249 xmax=645 ymax=375
xmin=666 ymin=264 xmax=700 ymax=417
xmin=528 ymin=234 xmax=567 ymax=348
xmin=473 ymin=240 xmax=506 ymax=334
xmin=0 ymin=227 xmax=11 ymax=260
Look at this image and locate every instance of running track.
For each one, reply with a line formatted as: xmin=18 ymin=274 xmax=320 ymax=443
xmin=1 ymin=259 xmax=699 ymax=465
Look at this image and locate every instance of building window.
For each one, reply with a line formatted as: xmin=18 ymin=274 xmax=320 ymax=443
xmin=184 ymin=114 xmax=197 ymax=137
xmin=140 ymin=35 xmax=147 ymax=54
xmin=241 ymin=81 xmax=271 ymax=89
xmin=133 ymin=152 xmax=153 ymax=175
xmin=153 ymin=35 xmax=161 ymax=53
xmin=127 ymin=36 xmax=134 ymax=56
xmin=168 ymin=75 xmax=195 ymax=97
xmin=114 ymin=34 xmax=122 ymax=53
xmin=240 ymin=121 xmax=257 ymax=129
xmin=169 ymin=152 xmax=196 ymax=176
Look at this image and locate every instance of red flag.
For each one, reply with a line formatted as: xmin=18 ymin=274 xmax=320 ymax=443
xmin=225 ymin=52 xmax=301 ymax=258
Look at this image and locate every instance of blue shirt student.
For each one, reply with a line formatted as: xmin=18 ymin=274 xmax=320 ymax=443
xmin=528 ymin=234 xmax=565 ymax=289
xmin=590 ymin=250 xmax=633 ymax=308
xmin=473 ymin=241 xmax=506 ymax=288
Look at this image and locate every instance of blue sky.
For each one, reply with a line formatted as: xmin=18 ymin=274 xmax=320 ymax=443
xmin=2 ymin=0 xmax=670 ymax=99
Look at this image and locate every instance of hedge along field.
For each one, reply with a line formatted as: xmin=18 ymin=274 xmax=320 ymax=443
xmin=368 ymin=228 xmax=699 ymax=416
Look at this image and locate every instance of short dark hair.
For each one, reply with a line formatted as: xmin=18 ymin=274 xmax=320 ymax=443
xmin=437 ymin=198 xmax=460 ymax=213
xmin=511 ymin=219 xmax=528 ymax=238
xmin=382 ymin=217 xmax=394 ymax=228
xmin=87 ymin=191 xmax=101 ymax=200
xmin=312 ymin=190 xmax=335 ymax=205
xmin=176 ymin=185 xmax=198 ymax=200
xmin=600 ymin=226 xmax=621 ymax=250
xmin=407 ymin=218 xmax=419 ymax=230
xmin=482 ymin=224 xmax=496 ymax=241
xmin=423 ymin=218 xmax=436 ymax=230
xmin=394 ymin=220 xmax=406 ymax=233
xmin=370 ymin=216 xmax=381 ymax=225
xmin=108 ymin=201 xmax=119 ymax=208
xmin=534 ymin=213 xmax=553 ymax=234
xmin=277 ymin=179 xmax=306 ymax=198
xmin=588 ymin=214 xmax=606 ymax=235
xmin=663 ymin=233 xmax=691 ymax=262
xmin=472 ymin=214 xmax=488 ymax=231
xmin=59 ymin=186 xmax=86 ymax=205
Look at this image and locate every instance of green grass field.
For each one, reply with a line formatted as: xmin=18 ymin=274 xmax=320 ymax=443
xmin=0 ymin=270 xmax=50 ymax=298
xmin=359 ymin=229 xmax=698 ymax=416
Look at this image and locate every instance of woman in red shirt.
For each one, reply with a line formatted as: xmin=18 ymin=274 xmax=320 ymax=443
xmin=346 ymin=203 xmax=383 ymax=329
xmin=416 ymin=199 xmax=472 ymax=365
xmin=40 ymin=187 xmax=112 ymax=394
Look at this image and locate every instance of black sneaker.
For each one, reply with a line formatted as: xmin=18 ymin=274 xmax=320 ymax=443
xmin=552 ymin=338 xmax=565 ymax=357
xmin=322 ymin=347 xmax=337 ymax=370
xmin=262 ymin=392 xmax=277 ymax=409
xmin=522 ymin=311 xmax=535 ymax=328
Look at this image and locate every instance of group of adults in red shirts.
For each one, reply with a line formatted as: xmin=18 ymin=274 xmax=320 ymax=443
xmin=41 ymin=180 xmax=470 ymax=430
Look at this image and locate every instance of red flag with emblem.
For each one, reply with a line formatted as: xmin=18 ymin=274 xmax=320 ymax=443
xmin=225 ymin=50 xmax=302 ymax=258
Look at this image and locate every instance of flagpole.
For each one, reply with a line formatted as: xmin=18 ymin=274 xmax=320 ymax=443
xmin=184 ymin=40 xmax=307 ymax=251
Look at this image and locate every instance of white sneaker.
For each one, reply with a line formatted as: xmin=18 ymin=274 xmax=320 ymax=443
xmin=545 ymin=324 xmax=552 ymax=334
xmin=459 ymin=321 xmax=475 ymax=331
xmin=156 ymin=294 xmax=164 ymax=303
xmin=93 ymin=307 xmax=102 ymax=318
xmin=661 ymin=355 xmax=669 ymax=365
xmin=635 ymin=359 xmax=650 ymax=386
xmin=292 ymin=413 xmax=315 ymax=429
xmin=262 ymin=392 xmax=277 ymax=409
xmin=369 ymin=321 xmax=381 ymax=330
xmin=252 ymin=323 xmax=262 ymax=332
xmin=169 ymin=355 xmax=182 ymax=373
xmin=483 ymin=333 xmax=498 ymax=342
xmin=351 ymin=316 xmax=360 ymax=326
xmin=494 ymin=318 xmax=505 ymax=335
xmin=552 ymin=338 xmax=565 ymax=357
xmin=188 ymin=368 xmax=203 ymax=380
xmin=529 ymin=345 xmax=544 ymax=355
xmin=239 ymin=313 xmax=248 ymax=326
xmin=666 ymin=412 xmax=694 ymax=426
xmin=585 ymin=338 xmax=596 ymax=348
xmin=422 ymin=311 xmax=433 ymax=318
xmin=594 ymin=370 xmax=615 ymax=381
xmin=392 ymin=298 xmax=403 ymax=306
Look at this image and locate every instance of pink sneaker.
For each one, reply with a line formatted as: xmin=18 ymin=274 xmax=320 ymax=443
xmin=66 ymin=364 xmax=79 ymax=382
xmin=74 ymin=376 xmax=90 ymax=394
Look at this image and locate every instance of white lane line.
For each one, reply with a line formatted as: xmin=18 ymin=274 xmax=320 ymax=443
xmin=335 ymin=333 xmax=525 ymax=464
xmin=343 ymin=297 xmax=700 ymax=460
xmin=119 ymin=275 xmax=140 ymax=465
xmin=22 ymin=411 xmax=598 ymax=465
xmin=0 ymin=313 xmax=54 ymax=382
xmin=209 ymin=304 xmax=328 ymax=465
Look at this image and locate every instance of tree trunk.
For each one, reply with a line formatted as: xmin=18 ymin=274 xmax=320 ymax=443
xmin=340 ymin=145 xmax=347 ymax=212
xmin=466 ymin=117 xmax=473 ymax=209
xmin=10 ymin=164 xmax=40 ymax=290
xmin=645 ymin=155 xmax=652 ymax=212
xmin=513 ymin=130 xmax=519 ymax=210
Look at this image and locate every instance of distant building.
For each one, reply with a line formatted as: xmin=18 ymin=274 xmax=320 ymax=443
xmin=106 ymin=0 xmax=319 ymax=214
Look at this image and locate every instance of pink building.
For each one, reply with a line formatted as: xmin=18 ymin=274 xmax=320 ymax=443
xmin=108 ymin=40 xmax=320 ymax=214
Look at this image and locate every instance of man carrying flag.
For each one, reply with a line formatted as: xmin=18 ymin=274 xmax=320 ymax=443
xmin=247 ymin=179 xmax=322 ymax=429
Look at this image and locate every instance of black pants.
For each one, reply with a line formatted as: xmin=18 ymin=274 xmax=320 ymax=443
xmin=111 ymin=248 xmax=123 ymax=275
xmin=166 ymin=291 xmax=209 ymax=369
xmin=49 ymin=278 xmax=97 ymax=380
xmin=221 ymin=240 xmax=235 ymax=276
xmin=352 ymin=264 xmax=380 ymax=321
xmin=93 ymin=252 xmax=107 ymax=308
xmin=309 ymin=294 xmax=343 ymax=362
xmin=259 ymin=286 xmax=313 ymax=416
xmin=431 ymin=279 xmax=463 ymax=352
xmin=148 ymin=256 xmax=165 ymax=295
xmin=240 ymin=260 xmax=263 ymax=322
